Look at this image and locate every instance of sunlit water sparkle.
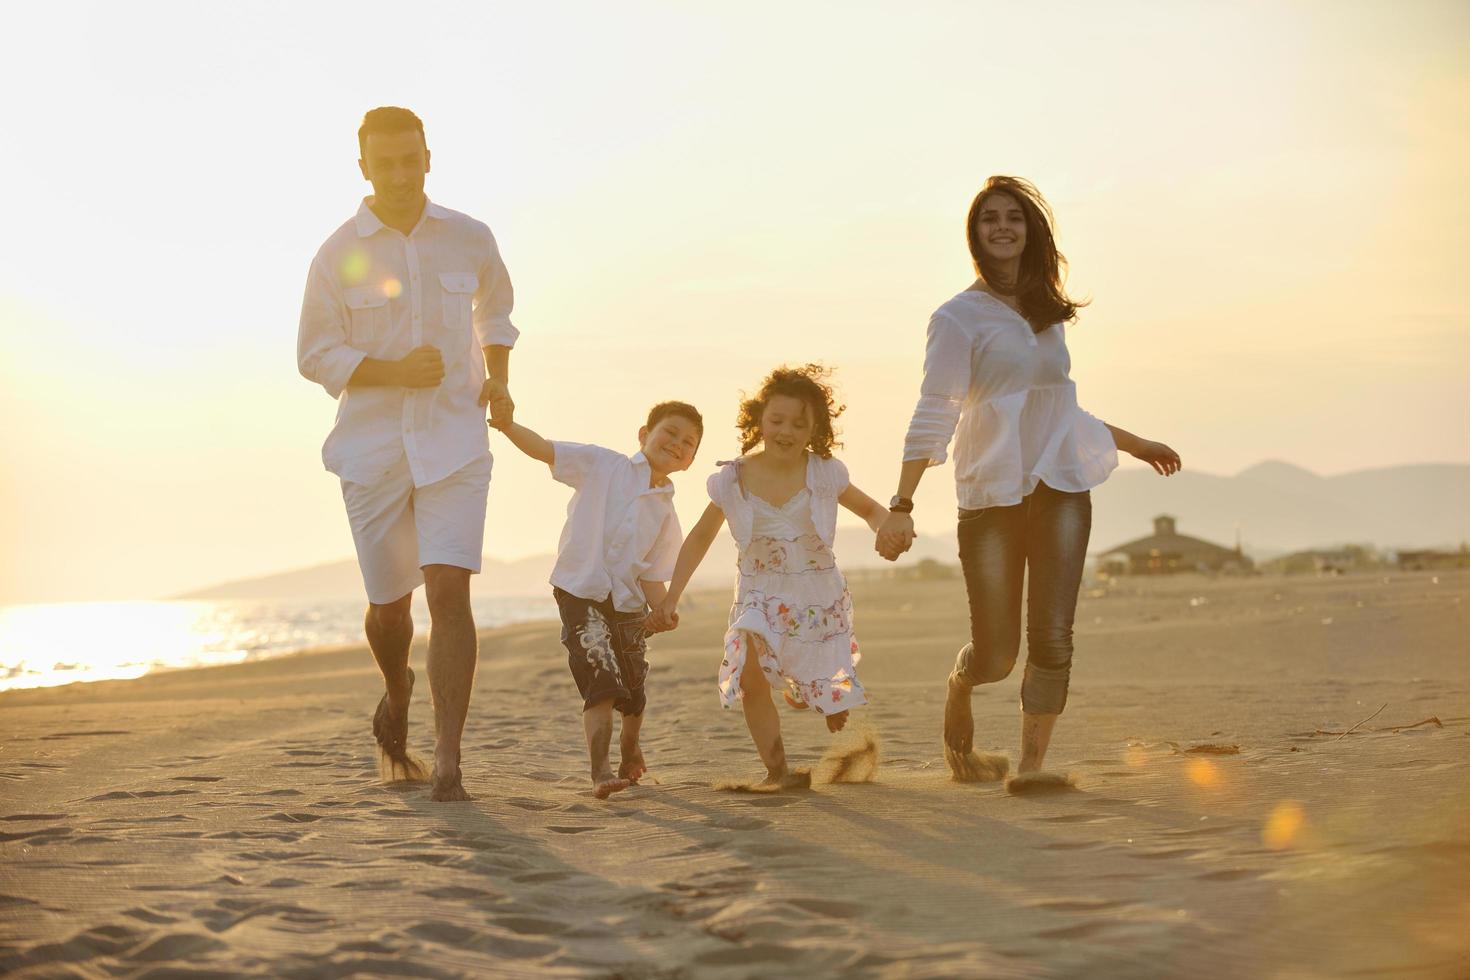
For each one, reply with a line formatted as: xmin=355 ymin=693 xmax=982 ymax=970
xmin=0 ymin=595 xmax=556 ymax=692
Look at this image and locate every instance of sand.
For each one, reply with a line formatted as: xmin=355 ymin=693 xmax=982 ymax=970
xmin=2 ymin=569 xmax=1468 ymax=979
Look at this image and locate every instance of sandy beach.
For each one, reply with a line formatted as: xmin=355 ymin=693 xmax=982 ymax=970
xmin=2 ymin=569 xmax=1467 ymax=979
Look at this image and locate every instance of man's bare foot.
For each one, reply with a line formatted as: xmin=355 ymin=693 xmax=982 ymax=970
xmin=825 ymin=710 xmax=849 ymax=733
xmin=593 ymin=776 xmax=634 ymax=800
xmin=373 ymin=669 xmax=430 ymax=783
xmin=943 ymin=670 xmax=974 ymax=755
xmin=618 ymin=742 xmax=647 ymax=783
xmin=429 ymin=763 xmax=473 ymax=802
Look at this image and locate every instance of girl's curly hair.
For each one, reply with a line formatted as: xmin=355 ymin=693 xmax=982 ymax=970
xmin=736 ymin=363 xmax=845 ymax=458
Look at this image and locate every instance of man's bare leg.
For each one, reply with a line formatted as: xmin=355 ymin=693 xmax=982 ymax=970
xmin=423 ymin=564 xmax=476 ymax=802
xmin=618 ymin=709 xmax=646 ymax=783
xmin=585 ymin=700 xmax=632 ymax=799
xmin=366 ymin=594 xmax=429 ymax=782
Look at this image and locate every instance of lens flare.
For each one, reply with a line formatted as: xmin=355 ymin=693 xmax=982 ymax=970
xmin=1187 ymin=759 xmax=1219 ymax=787
xmin=339 ymin=248 xmax=369 ymax=284
xmin=383 ymin=277 xmax=402 ymax=299
xmin=1263 ymin=801 xmax=1306 ymax=849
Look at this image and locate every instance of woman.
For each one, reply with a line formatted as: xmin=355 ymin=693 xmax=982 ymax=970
xmin=876 ymin=176 xmax=1180 ymax=791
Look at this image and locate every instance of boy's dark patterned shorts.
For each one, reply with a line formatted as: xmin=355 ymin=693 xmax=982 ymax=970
xmin=553 ymin=587 xmax=649 ymax=717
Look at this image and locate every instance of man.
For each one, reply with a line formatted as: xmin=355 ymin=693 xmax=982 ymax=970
xmin=298 ymin=106 xmax=516 ymax=802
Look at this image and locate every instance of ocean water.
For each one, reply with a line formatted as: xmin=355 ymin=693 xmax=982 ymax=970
xmin=0 ymin=593 xmax=557 ymax=693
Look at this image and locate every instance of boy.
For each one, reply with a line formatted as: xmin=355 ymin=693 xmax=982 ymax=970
xmin=495 ymin=402 xmax=702 ymax=798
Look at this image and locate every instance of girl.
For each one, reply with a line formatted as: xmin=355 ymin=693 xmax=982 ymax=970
xmin=876 ymin=176 xmax=1181 ymax=791
xmin=651 ymin=365 xmax=889 ymax=789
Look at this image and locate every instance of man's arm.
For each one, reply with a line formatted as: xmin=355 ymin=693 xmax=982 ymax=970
xmin=480 ymin=345 xmax=514 ymax=427
xmin=350 ymin=347 xmax=444 ymax=388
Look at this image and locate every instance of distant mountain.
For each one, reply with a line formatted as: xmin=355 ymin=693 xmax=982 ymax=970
xmin=177 ymin=462 xmax=1469 ymax=599
xmin=1090 ymin=461 xmax=1470 ymax=556
xmin=176 ymin=527 xmax=957 ymax=601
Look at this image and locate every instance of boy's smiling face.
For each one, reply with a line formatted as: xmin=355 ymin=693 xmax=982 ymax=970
xmin=639 ymin=415 xmax=701 ymax=476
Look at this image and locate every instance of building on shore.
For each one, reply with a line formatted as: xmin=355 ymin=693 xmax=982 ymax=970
xmin=1262 ymin=545 xmax=1383 ymax=576
xmin=1097 ymin=515 xmax=1253 ymax=576
xmin=1395 ymin=546 xmax=1470 ymax=571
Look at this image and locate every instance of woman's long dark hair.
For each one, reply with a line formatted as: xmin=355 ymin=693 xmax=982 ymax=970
xmin=966 ymin=176 xmax=1085 ymax=329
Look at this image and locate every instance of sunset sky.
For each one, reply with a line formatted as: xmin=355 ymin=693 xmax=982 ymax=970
xmin=2 ymin=1 xmax=1467 ymax=604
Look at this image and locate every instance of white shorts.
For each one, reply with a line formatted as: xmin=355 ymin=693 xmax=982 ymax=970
xmin=340 ymin=453 xmax=493 ymax=604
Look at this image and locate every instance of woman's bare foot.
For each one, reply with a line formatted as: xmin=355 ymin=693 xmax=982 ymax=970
xmin=942 ymin=671 xmax=973 ymax=754
xmin=1005 ymin=771 xmax=1077 ymax=795
xmin=942 ymin=670 xmax=1007 ymax=782
xmin=825 ymin=710 xmax=849 ymax=733
xmin=593 ymin=776 xmax=633 ymax=800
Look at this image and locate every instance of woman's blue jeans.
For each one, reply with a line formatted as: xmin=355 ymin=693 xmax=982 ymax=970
xmin=954 ymin=482 xmax=1092 ymax=715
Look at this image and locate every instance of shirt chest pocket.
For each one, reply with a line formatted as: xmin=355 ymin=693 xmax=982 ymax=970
xmin=344 ymin=287 xmax=388 ymax=347
xmin=439 ymin=273 xmax=478 ymax=335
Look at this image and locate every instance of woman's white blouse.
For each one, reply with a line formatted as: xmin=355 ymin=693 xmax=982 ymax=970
xmin=902 ymin=291 xmax=1118 ymax=509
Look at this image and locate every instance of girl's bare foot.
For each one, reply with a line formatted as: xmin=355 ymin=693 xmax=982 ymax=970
xmin=825 ymin=710 xmax=849 ymax=733
xmin=762 ymin=767 xmax=812 ymax=790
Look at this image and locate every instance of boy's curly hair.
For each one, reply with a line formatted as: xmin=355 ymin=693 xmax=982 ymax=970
xmin=736 ymin=363 xmax=845 ymax=458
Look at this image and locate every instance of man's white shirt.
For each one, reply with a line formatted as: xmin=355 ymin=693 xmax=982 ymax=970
xmin=298 ymin=198 xmax=518 ymax=488
xmin=550 ymin=444 xmax=682 ymax=613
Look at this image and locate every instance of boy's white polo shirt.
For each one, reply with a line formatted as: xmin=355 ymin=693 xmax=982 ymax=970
xmin=549 ymin=443 xmax=681 ymax=613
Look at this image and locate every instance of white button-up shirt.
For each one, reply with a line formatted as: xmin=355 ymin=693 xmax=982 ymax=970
xmin=549 ymin=443 xmax=682 ymax=612
xmin=298 ymin=198 xmax=519 ymax=487
xmin=902 ymin=291 xmax=1118 ymax=509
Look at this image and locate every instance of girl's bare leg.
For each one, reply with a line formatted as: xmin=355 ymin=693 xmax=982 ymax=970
xmin=738 ymin=639 xmax=808 ymax=788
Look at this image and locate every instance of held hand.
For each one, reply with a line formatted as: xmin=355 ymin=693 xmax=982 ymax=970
xmin=480 ymin=379 xmax=515 ymax=429
xmin=875 ymin=511 xmax=916 ymax=562
xmin=1130 ymin=440 xmax=1182 ymax=476
xmin=397 ymin=346 xmax=445 ymax=388
xmin=644 ymin=602 xmax=680 ymax=634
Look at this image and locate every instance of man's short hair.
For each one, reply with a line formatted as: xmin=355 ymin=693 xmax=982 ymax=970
xmin=647 ymin=401 xmax=703 ymax=441
xmin=358 ymin=107 xmax=426 ymax=159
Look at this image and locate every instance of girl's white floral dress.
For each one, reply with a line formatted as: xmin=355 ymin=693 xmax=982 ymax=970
xmin=706 ymin=454 xmax=867 ymax=716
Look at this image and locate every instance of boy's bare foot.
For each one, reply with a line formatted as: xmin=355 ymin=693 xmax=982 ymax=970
xmin=825 ymin=710 xmax=849 ymax=733
xmin=593 ymin=776 xmax=633 ymax=799
xmin=373 ymin=668 xmax=431 ymax=783
xmin=618 ymin=743 xmax=647 ymax=783
xmin=429 ymin=761 xmax=473 ymax=802
xmin=1005 ymin=771 xmax=1077 ymax=795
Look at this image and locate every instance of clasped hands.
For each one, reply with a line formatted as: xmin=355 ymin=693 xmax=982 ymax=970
xmin=644 ymin=601 xmax=680 ymax=635
xmin=875 ymin=511 xmax=915 ymax=562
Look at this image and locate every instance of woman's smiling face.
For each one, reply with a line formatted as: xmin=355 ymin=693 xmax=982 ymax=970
xmin=974 ymin=191 xmax=1027 ymax=265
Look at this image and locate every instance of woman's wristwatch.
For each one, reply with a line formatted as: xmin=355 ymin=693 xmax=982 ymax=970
xmin=888 ymin=495 xmax=914 ymax=514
